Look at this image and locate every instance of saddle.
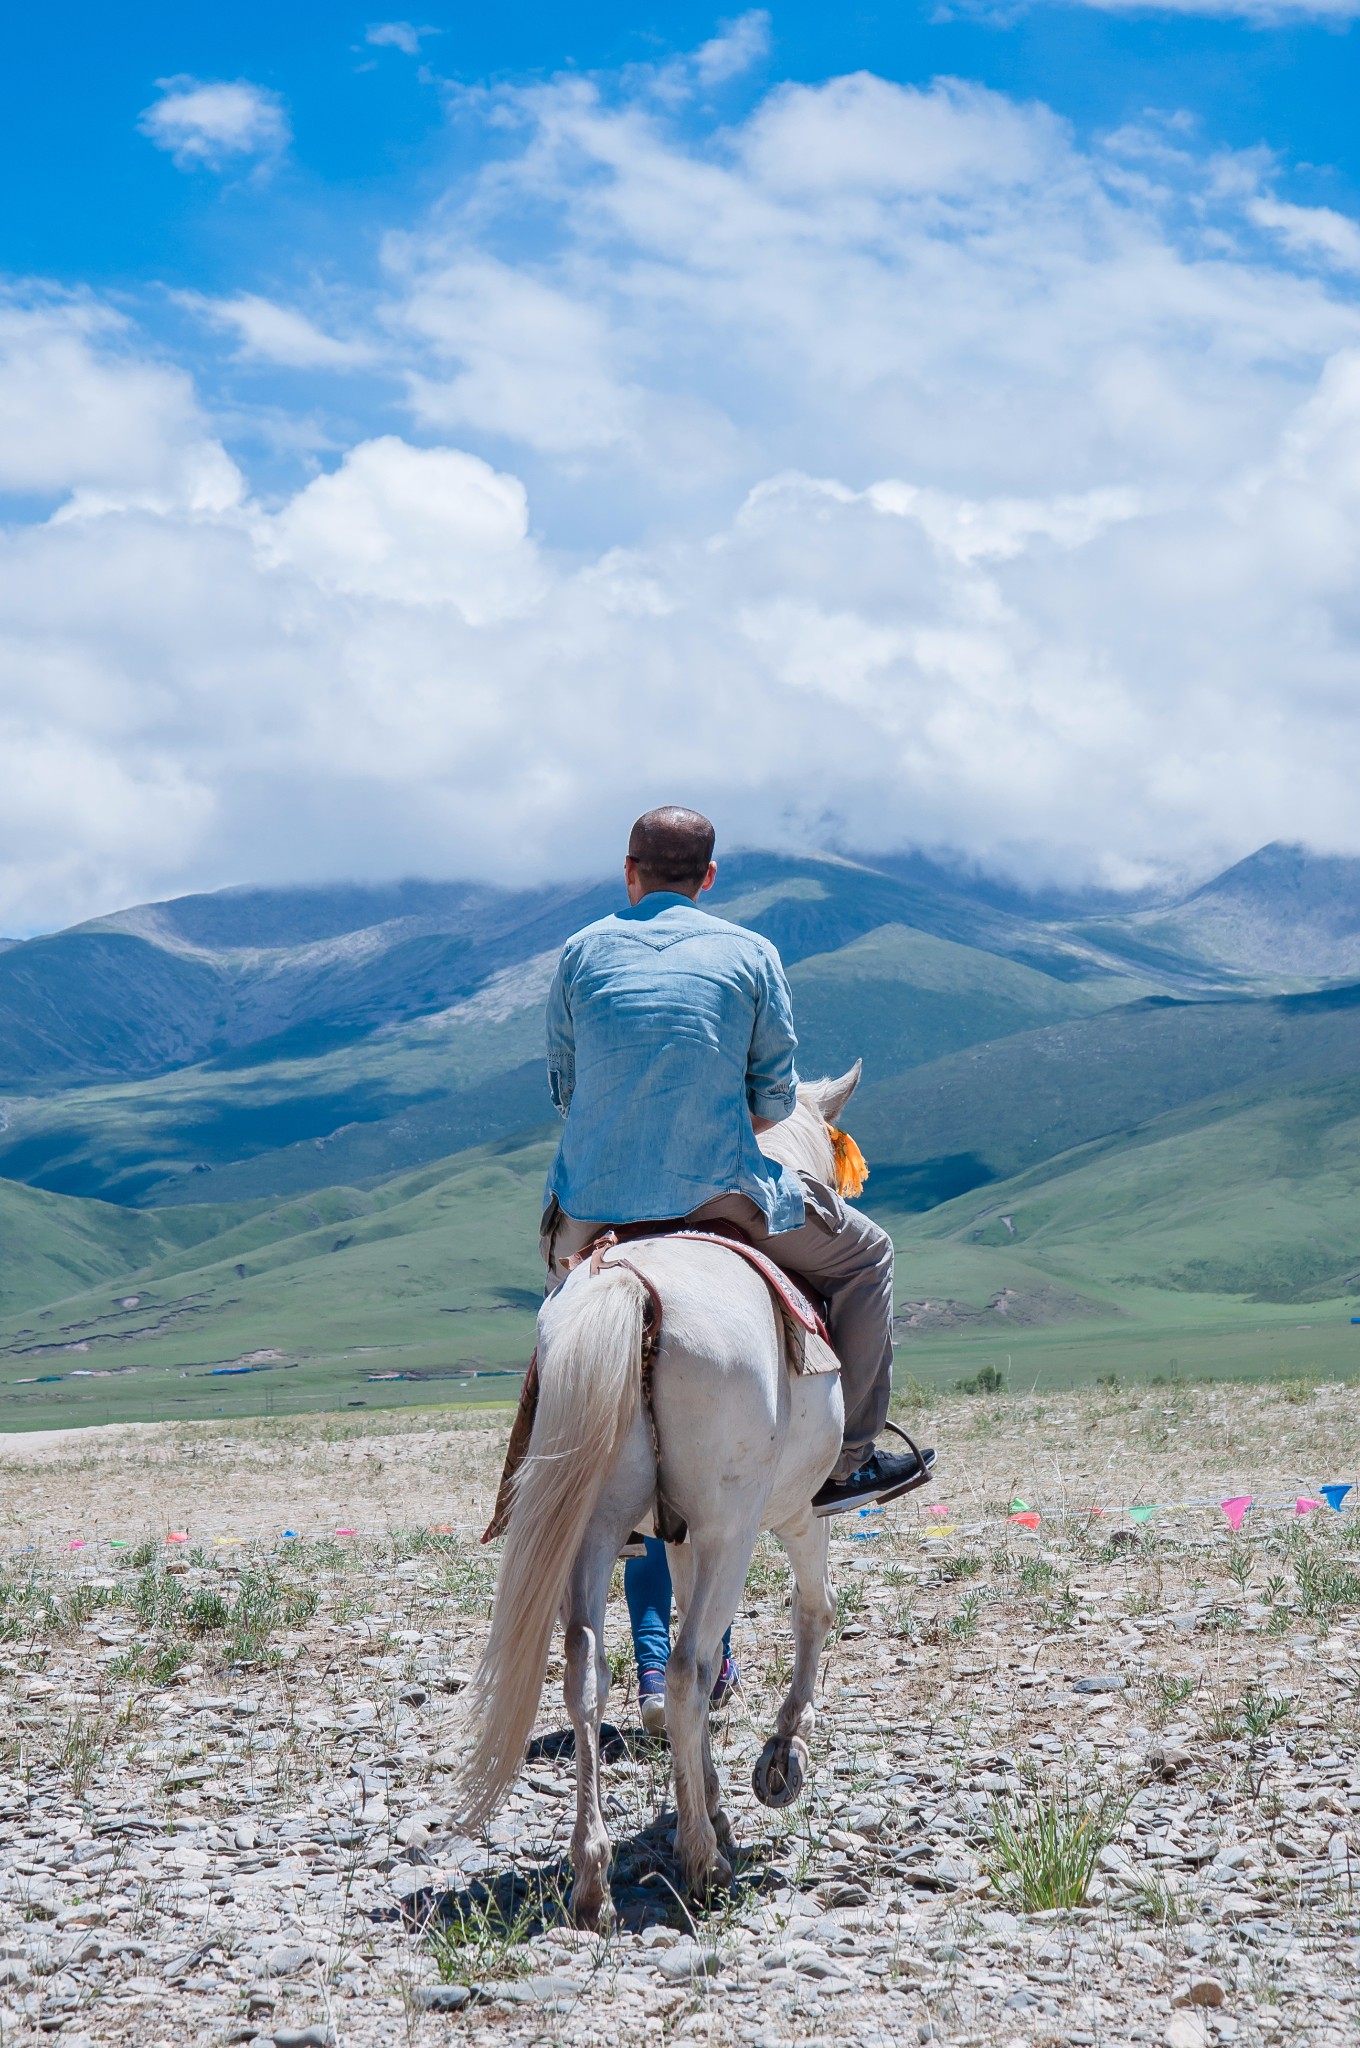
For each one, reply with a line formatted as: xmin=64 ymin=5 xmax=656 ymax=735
xmin=481 ymin=1220 xmax=842 ymax=1546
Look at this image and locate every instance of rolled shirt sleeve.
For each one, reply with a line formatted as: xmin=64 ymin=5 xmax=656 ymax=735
xmin=745 ymin=947 xmax=800 ymax=1124
xmin=545 ymin=950 xmax=575 ymax=1118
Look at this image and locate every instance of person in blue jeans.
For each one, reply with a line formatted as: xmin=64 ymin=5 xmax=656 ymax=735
xmin=626 ymin=1537 xmax=739 ymax=1735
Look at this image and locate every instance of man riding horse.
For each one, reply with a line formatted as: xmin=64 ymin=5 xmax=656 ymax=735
xmin=538 ymin=803 xmax=924 ymax=1516
xmin=458 ymin=808 xmax=934 ymax=1909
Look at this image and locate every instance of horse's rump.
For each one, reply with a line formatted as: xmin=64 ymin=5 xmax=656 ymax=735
xmin=572 ymin=1223 xmax=839 ymax=1375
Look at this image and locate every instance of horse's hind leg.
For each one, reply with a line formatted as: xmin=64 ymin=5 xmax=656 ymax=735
xmin=665 ymin=1541 xmax=731 ymax=1849
xmin=563 ymin=1536 xmax=617 ymax=1928
xmin=752 ymin=1513 xmax=834 ymax=1809
xmin=666 ymin=1530 xmax=753 ymax=1897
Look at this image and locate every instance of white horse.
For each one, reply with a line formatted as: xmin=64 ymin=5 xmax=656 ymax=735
xmin=450 ymin=1067 xmax=864 ymax=1925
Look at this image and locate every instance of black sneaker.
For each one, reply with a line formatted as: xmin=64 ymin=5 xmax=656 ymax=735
xmin=811 ymin=1428 xmax=935 ymax=1517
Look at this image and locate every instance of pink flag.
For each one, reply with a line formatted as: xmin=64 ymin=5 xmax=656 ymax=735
xmin=1295 ymin=1496 xmax=1322 ymax=1515
xmin=166 ymin=1531 xmax=189 ymax=1543
xmin=335 ymin=1527 xmax=356 ymax=1537
xmin=68 ymin=1539 xmax=85 ymax=1551
xmin=1220 ymin=1496 xmax=1252 ymax=1532
xmin=927 ymin=1502 xmax=950 ymax=1518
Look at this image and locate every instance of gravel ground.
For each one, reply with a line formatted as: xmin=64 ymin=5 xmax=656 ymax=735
xmin=1 ymin=1379 xmax=1358 ymax=2048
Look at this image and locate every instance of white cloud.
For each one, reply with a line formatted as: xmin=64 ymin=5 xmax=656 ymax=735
xmin=138 ymin=77 xmax=290 ymax=171
xmin=4 ymin=63 xmax=1360 ymax=928
xmin=177 ymin=292 xmax=378 ymax=369
xmin=366 ymin=21 xmax=438 ymax=55
xmin=266 ymin=436 xmax=544 ymax=620
xmin=693 ymin=11 xmax=771 ymax=86
xmin=0 ymin=296 xmax=242 ymax=512
xmin=1249 ymin=196 xmax=1360 ymax=272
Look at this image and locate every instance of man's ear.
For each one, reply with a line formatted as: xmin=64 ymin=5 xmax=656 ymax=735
xmin=698 ymin=860 xmax=717 ymax=894
xmin=813 ymin=1060 xmax=862 ymax=1122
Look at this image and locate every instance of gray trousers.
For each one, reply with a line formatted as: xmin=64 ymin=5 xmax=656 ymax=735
xmin=541 ymin=1175 xmax=894 ymax=1474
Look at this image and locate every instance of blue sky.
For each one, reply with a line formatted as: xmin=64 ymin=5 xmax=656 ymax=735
xmin=10 ymin=2 xmax=1357 ymax=293
xmin=2 ymin=3 xmax=1359 ymax=928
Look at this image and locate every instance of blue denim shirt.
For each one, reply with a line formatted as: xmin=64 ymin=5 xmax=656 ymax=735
xmin=544 ymin=893 xmax=805 ymax=1232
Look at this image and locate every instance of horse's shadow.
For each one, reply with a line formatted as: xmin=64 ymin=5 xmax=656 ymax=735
xmin=392 ymin=1723 xmax=789 ymax=1941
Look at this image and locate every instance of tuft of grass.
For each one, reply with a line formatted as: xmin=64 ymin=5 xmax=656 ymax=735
xmin=1132 ymin=1872 xmax=1187 ymax=1925
xmin=989 ymin=1783 xmax=1128 ymax=1911
xmin=1224 ymin=1548 xmax=1253 ymax=1595
xmin=57 ymin=1713 xmax=107 ymax=1798
xmin=1292 ymin=1552 xmax=1360 ymax=1624
xmin=184 ymin=1589 xmax=231 ymax=1634
xmin=224 ymin=1565 xmax=319 ymax=1664
xmin=1147 ymin=1673 xmax=1197 ymax=1725
xmin=109 ymin=1642 xmax=191 ymax=1687
xmin=427 ymin=1886 xmax=544 ymax=1984
xmin=947 ymin=1595 xmax=981 ymax=1642
xmin=955 ymin=1365 xmax=1007 ymax=1396
xmin=1240 ymin=1687 xmax=1293 ymax=1739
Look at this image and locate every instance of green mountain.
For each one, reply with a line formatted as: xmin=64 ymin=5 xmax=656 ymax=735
xmin=0 ymin=858 xmax=1148 ymax=1208
xmin=852 ymin=982 xmax=1360 ymax=1211
xmin=0 ymin=1136 xmax=551 ymax=1430
xmin=899 ymin=1072 xmax=1360 ymax=1307
xmin=5 ymin=838 xmax=1360 ymax=1427
xmin=0 ymin=1178 xmax=237 ymax=1319
xmin=8 ymin=1068 xmax=1360 ymax=1430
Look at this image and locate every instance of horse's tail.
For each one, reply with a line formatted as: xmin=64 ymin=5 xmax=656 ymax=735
xmin=451 ymin=1263 xmax=647 ymax=1831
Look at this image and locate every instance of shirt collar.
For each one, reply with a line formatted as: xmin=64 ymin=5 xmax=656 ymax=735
xmin=616 ymin=892 xmax=703 ymax=923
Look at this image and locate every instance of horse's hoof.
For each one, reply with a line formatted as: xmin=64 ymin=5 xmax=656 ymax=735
xmin=568 ymin=1889 xmax=611 ymax=1931
xmin=685 ymin=1849 xmax=734 ymax=1900
xmin=751 ymin=1735 xmax=808 ymax=1808
xmin=568 ymin=1876 xmax=613 ymax=1930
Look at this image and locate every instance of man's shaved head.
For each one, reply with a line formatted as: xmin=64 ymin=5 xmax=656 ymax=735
xmin=627 ymin=806 xmax=716 ymax=893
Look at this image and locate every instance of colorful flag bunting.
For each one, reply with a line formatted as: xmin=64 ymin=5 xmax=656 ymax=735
xmin=927 ymin=1503 xmax=950 ymax=1518
xmin=1009 ymin=1497 xmax=1029 ymax=1513
xmin=1220 ymin=1496 xmax=1252 ymax=1532
xmin=1320 ymin=1484 xmax=1353 ymax=1512
xmin=1295 ymin=1497 xmax=1322 ymax=1516
xmin=1128 ymin=1504 xmax=1158 ymax=1523
xmin=166 ymin=1532 xmax=189 ymax=1543
xmin=1009 ymin=1510 xmax=1042 ymax=1530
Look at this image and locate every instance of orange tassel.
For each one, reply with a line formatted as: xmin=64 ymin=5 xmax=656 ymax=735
xmin=828 ymin=1124 xmax=869 ymax=1199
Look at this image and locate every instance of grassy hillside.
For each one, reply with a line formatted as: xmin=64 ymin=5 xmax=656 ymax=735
xmin=786 ymin=924 xmax=1129 ymax=1078
xmin=877 ymin=1074 xmax=1360 ymax=1391
xmin=0 ymin=1136 xmax=551 ymax=1431
xmin=9 ymin=1070 xmax=1360 ymax=1432
xmin=0 ymin=1179 xmax=244 ymax=1319
xmin=853 ymin=982 xmax=1360 ymax=1210
xmin=892 ymin=1073 xmax=1360 ymax=1305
